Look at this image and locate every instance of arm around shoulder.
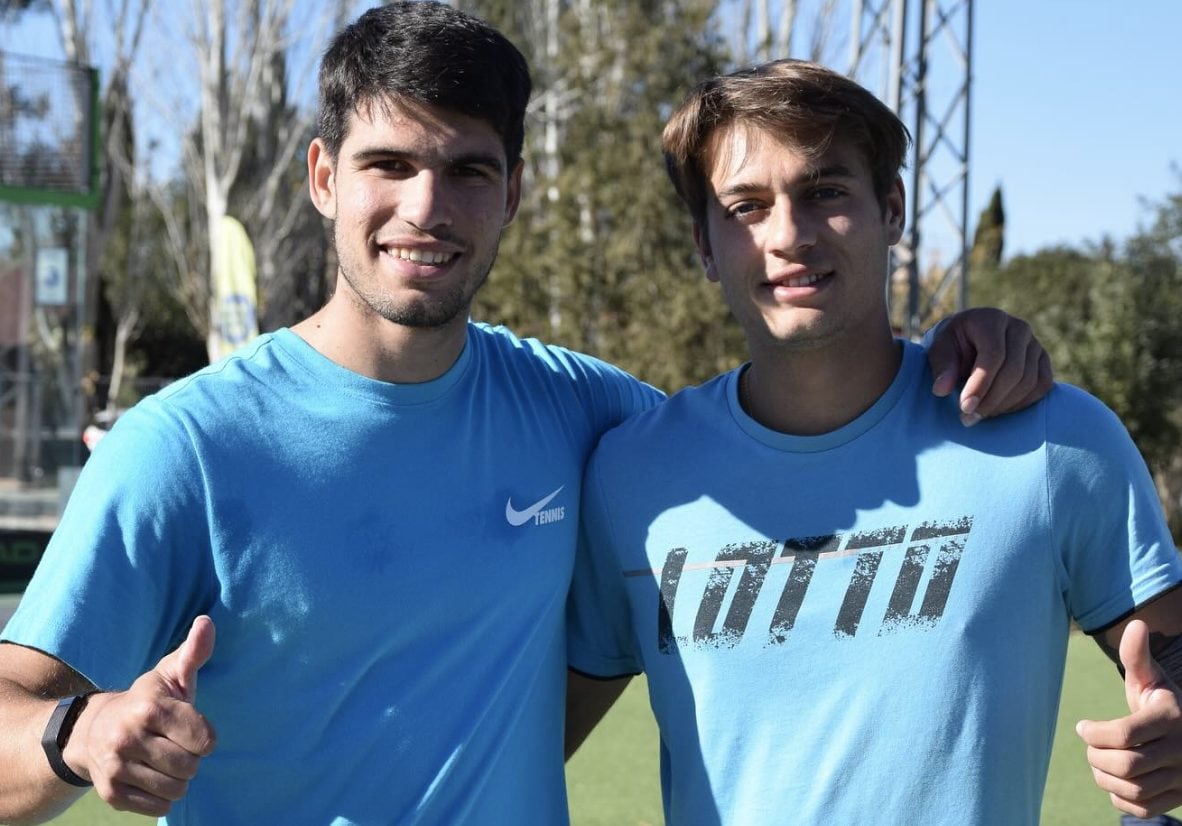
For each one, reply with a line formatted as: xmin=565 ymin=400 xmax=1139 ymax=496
xmin=924 ymin=307 xmax=1053 ymax=423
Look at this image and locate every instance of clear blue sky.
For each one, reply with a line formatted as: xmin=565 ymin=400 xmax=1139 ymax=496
xmin=971 ymin=0 xmax=1182 ymax=257
xmin=3 ymin=1 xmax=1179 ymax=261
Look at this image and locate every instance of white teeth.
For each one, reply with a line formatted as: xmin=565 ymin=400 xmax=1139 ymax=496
xmin=387 ymin=247 xmax=455 ymax=265
xmin=784 ymin=272 xmax=826 ymax=287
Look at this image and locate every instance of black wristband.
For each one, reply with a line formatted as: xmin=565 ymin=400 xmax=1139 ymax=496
xmin=41 ymin=694 xmax=94 ymax=788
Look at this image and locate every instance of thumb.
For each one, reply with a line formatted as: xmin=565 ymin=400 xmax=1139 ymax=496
xmin=1120 ymin=619 xmax=1166 ymax=712
xmin=154 ymin=616 xmax=216 ymax=703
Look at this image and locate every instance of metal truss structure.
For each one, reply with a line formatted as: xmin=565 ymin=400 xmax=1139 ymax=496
xmin=847 ymin=0 xmax=974 ymax=337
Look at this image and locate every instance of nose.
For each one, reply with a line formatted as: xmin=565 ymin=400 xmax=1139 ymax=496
xmin=398 ymin=171 xmax=452 ymax=230
xmin=767 ymin=200 xmax=816 ymax=256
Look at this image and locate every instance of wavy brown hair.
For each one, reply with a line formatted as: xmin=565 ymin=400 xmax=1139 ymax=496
xmin=662 ymin=59 xmax=910 ymax=226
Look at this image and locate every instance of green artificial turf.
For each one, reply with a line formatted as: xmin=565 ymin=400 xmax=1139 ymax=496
xmin=1042 ymin=634 xmax=1182 ymax=826
xmin=42 ymin=796 xmax=152 ymax=825
xmin=564 ymin=633 xmax=1182 ymax=825
xmin=43 ymin=634 xmax=1181 ymax=825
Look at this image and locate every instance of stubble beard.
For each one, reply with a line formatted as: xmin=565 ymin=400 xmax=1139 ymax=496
xmin=723 ymin=281 xmax=843 ymax=354
xmin=334 ymin=225 xmax=499 ymax=329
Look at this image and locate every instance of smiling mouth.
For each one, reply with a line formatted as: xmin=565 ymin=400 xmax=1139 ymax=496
xmin=383 ymin=247 xmax=458 ymax=265
xmin=772 ymin=270 xmax=832 ymax=289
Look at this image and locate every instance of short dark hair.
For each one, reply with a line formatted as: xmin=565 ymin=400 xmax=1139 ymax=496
xmin=317 ymin=2 xmax=532 ymax=164
xmin=662 ymin=59 xmax=910 ymax=226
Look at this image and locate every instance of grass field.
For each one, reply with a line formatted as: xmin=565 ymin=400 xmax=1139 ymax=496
xmin=44 ymin=634 xmax=1181 ymax=825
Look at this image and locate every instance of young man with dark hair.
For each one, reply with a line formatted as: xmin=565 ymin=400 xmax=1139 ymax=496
xmin=0 ymin=6 xmax=1049 ymax=824
xmin=569 ymin=59 xmax=1182 ymax=824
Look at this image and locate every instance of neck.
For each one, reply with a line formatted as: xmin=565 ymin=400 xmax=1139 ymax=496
xmin=741 ymin=332 xmax=902 ymax=436
xmin=291 ymin=291 xmax=469 ymax=384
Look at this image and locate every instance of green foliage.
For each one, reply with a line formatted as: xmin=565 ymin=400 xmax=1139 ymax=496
xmin=97 ymin=193 xmax=204 ymax=397
xmin=1123 ymin=186 xmax=1182 ymax=465
xmin=468 ymin=0 xmax=745 ymax=392
xmin=973 ymin=182 xmax=1182 ymax=536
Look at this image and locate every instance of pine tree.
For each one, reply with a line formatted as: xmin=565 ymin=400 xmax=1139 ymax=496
xmin=970 ymin=186 xmax=1005 ymax=273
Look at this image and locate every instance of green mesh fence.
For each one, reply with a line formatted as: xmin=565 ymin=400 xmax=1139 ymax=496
xmin=0 ymin=50 xmax=98 ymax=209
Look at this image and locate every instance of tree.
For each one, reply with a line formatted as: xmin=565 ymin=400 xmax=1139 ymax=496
xmin=186 ymin=0 xmax=296 ymax=358
xmin=0 ymin=0 xmax=47 ymax=19
xmin=136 ymin=0 xmax=348 ymax=361
xmin=972 ymin=179 xmax=1182 ymax=539
xmin=16 ymin=0 xmax=341 ymax=405
xmin=459 ymin=0 xmax=865 ymax=391
xmin=0 ymin=0 xmax=167 ymax=460
xmin=970 ymin=186 xmax=1005 ymax=274
xmin=1122 ymin=181 xmax=1182 ymax=537
xmin=728 ymin=0 xmax=838 ymax=65
xmin=226 ymin=14 xmax=330 ymax=331
xmin=90 ymin=0 xmax=170 ymax=412
xmin=463 ymin=0 xmax=744 ymax=392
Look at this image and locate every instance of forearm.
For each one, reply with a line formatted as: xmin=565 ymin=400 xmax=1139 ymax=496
xmin=565 ymin=670 xmax=632 ymax=760
xmin=0 ymin=680 xmax=88 ymax=825
xmin=1094 ymin=585 xmax=1182 ymax=679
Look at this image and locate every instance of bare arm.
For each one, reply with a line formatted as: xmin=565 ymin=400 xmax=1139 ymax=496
xmin=565 ymin=670 xmax=632 ymax=760
xmin=1077 ymin=586 xmax=1182 ymax=818
xmin=0 ymin=643 xmax=96 ymax=824
xmin=0 ymin=617 xmax=217 ymax=824
xmin=1091 ymin=586 xmax=1182 ymax=673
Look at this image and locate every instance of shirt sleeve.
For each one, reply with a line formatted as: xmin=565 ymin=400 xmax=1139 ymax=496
xmin=917 ymin=317 xmax=948 ymax=350
xmin=546 ymin=344 xmax=665 ymax=437
xmin=567 ymin=448 xmax=644 ymax=678
xmin=1047 ymin=384 xmax=1182 ymax=631
xmin=1 ymin=397 xmax=218 ymax=688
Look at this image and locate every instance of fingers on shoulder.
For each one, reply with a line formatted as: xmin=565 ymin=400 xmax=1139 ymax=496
xmin=967 ymin=323 xmax=1040 ymax=417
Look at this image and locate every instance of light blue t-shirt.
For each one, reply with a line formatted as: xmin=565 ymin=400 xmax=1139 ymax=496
xmin=4 ymin=324 xmax=660 ymax=825
xmin=569 ymin=341 xmax=1182 ymax=825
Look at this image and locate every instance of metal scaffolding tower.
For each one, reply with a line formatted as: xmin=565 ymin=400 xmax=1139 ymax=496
xmin=848 ymin=0 xmax=974 ymax=337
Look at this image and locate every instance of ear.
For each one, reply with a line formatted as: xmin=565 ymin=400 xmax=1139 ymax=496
xmin=502 ymin=159 xmax=524 ymax=227
xmin=884 ymin=176 xmax=906 ymax=245
xmin=692 ymin=221 xmax=720 ymax=283
xmin=307 ymin=138 xmax=337 ymax=219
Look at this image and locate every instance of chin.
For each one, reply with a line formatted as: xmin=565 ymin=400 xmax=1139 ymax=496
xmin=764 ymin=321 xmax=842 ymax=350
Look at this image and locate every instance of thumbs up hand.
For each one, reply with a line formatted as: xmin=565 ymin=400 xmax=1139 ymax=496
xmin=62 ymin=616 xmax=218 ymax=818
xmin=146 ymin=614 xmax=215 ymax=704
xmin=1077 ymin=620 xmax=1182 ymax=818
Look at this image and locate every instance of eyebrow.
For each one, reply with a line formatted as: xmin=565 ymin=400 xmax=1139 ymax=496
xmin=714 ymin=181 xmax=766 ymax=200
xmin=810 ymin=163 xmax=856 ymax=181
xmin=349 ymin=148 xmax=506 ymax=175
xmin=714 ymin=162 xmax=857 ymax=201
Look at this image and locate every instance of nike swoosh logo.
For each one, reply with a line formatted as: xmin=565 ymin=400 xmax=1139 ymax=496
xmin=505 ymin=486 xmax=564 ymax=527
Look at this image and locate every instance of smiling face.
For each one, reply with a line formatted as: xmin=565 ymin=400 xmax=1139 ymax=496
xmin=308 ymin=99 xmax=522 ymax=334
xmin=695 ymin=124 xmax=904 ymax=359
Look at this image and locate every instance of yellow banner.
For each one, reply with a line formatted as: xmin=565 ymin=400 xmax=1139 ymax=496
xmin=209 ymin=215 xmax=259 ymax=361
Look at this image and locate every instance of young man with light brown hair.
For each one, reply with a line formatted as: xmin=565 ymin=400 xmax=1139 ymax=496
xmin=568 ymin=59 xmax=1182 ymax=824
